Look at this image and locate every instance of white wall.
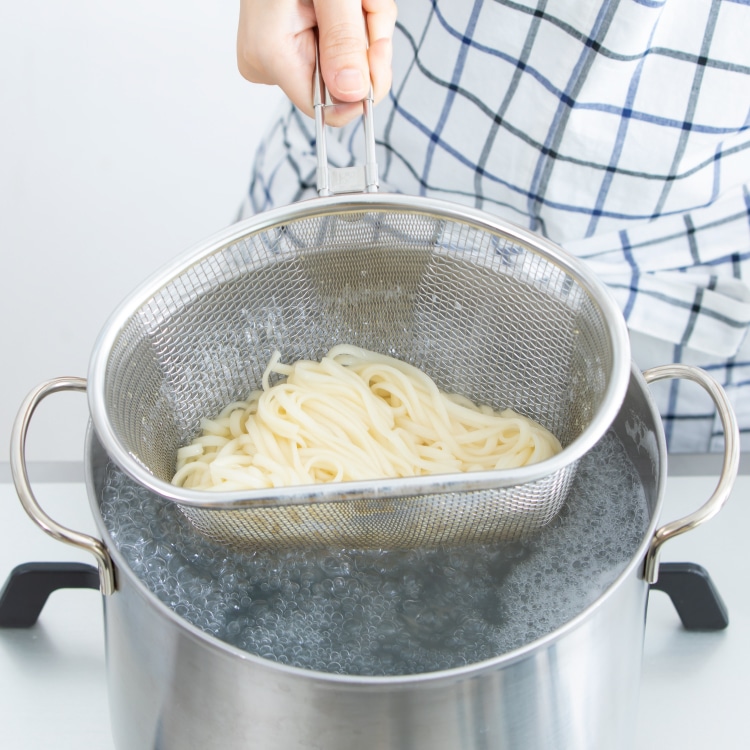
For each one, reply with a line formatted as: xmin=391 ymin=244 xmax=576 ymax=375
xmin=0 ymin=1 xmax=284 ymax=467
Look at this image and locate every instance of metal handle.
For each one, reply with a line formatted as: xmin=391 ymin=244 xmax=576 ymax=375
xmin=643 ymin=364 xmax=739 ymax=584
xmin=9 ymin=377 xmax=116 ymax=595
xmin=313 ymin=33 xmax=379 ymax=196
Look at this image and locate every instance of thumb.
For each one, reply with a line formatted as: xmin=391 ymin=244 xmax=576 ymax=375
xmin=313 ymin=0 xmax=370 ymax=103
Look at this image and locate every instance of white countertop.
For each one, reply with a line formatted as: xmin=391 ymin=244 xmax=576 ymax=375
xmin=1 ymin=468 xmax=748 ymax=749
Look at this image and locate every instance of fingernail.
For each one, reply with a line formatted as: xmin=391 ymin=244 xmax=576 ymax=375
xmin=334 ymin=68 xmax=366 ymax=95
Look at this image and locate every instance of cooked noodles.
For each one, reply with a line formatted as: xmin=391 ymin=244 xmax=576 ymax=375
xmin=172 ymin=345 xmax=562 ymax=491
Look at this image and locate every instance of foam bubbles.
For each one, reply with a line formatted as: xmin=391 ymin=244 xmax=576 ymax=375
xmin=99 ymin=431 xmax=648 ymax=676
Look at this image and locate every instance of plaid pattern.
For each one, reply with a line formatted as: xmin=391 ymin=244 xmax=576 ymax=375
xmin=240 ymin=0 xmax=750 ymax=453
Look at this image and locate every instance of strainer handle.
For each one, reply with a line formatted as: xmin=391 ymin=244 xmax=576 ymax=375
xmin=643 ymin=364 xmax=739 ymax=584
xmin=313 ymin=33 xmax=379 ymax=196
xmin=9 ymin=377 xmax=116 ymax=596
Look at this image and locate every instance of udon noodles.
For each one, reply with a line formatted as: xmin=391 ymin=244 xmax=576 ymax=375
xmin=172 ymin=345 xmax=562 ymax=491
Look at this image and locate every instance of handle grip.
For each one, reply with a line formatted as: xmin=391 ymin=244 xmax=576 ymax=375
xmin=642 ymin=365 xmax=739 ymax=584
xmin=313 ymin=30 xmax=379 ymax=196
xmin=10 ymin=377 xmax=116 ymax=595
xmin=650 ymin=562 xmax=728 ymax=631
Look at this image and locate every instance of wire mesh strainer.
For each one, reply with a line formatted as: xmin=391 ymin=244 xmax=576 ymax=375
xmin=87 ymin=193 xmax=630 ymax=550
xmin=87 ymin=74 xmax=630 ymax=550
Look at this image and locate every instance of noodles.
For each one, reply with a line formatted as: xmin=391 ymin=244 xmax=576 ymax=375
xmin=172 ymin=345 xmax=562 ymax=491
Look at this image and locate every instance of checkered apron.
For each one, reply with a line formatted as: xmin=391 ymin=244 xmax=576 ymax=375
xmin=240 ymin=0 xmax=750 ymax=452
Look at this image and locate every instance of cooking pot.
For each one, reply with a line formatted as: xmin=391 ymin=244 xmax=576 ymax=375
xmin=0 ymin=361 xmax=738 ymax=750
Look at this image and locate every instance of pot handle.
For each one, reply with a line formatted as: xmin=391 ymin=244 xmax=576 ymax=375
xmin=642 ymin=364 xmax=739 ymax=584
xmin=9 ymin=377 xmax=116 ymax=595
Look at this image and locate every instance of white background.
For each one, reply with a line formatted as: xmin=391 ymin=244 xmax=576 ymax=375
xmin=0 ymin=1 xmax=283 ymax=465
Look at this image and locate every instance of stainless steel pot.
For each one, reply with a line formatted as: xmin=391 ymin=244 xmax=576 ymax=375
xmin=1 ymin=362 xmax=738 ymax=750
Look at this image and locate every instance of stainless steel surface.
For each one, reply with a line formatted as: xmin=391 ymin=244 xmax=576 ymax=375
xmin=9 ymin=377 xmax=116 ymax=595
xmin=2 ymin=364 xmax=738 ymax=749
xmin=83 ymin=366 xmax=671 ymax=750
xmin=4 ymin=473 xmax=747 ymax=750
xmin=86 ymin=194 xmax=631 ymax=550
xmin=642 ymin=365 xmax=739 ymax=583
xmin=101 ymin=565 xmax=647 ymax=750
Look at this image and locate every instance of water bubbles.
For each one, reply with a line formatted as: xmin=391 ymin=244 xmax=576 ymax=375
xmin=99 ymin=431 xmax=648 ymax=677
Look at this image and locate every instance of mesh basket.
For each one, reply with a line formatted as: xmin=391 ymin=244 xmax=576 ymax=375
xmin=88 ymin=194 xmax=630 ymax=550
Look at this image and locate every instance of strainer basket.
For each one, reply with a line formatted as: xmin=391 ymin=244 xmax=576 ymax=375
xmin=87 ymin=191 xmax=631 ymax=550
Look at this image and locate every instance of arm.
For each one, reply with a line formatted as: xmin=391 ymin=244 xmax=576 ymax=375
xmin=237 ymin=0 xmax=397 ymax=127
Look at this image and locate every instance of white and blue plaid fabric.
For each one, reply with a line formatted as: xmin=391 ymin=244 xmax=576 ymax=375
xmin=240 ymin=0 xmax=750 ymax=453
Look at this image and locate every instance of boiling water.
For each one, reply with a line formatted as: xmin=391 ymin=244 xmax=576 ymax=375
xmin=99 ymin=431 xmax=649 ymax=676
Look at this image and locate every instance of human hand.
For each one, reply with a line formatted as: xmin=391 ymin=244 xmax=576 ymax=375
xmin=237 ymin=0 xmax=397 ymax=127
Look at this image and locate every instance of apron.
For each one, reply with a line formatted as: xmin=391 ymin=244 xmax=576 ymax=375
xmin=239 ymin=0 xmax=750 ymax=452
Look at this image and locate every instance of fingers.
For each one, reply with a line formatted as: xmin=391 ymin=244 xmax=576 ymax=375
xmin=364 ymin=0 xmax=397 ymax=104
xmin=313 ymin=0 xmax=396 ymax=102
xmin=312 ymin=0 xmax=370 ymax=105
xmin=237 ymin=0 xmax=397 ymax=127
xmin=237 ymin=0 xmax=318 ymax=117
xmin=314 ymin=0 xmax=396 ymax=126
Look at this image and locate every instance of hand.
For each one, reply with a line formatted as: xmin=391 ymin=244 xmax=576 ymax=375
xmin=237 ymin=0 xmax=397 ymax=127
